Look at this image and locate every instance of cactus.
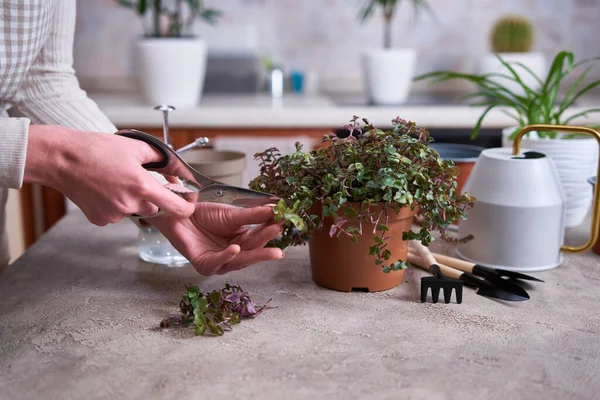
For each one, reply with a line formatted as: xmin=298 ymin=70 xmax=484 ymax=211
xmin=490 ymin=15 xmax=534 ymax=53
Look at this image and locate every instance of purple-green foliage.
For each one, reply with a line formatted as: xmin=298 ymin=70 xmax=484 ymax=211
xmin=160 ymin=284 xmax=270 ymax=336
xmin=249 ymin=116 xmax=475 ymax=273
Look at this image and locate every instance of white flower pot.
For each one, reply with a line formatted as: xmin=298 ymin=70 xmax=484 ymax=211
xmin=479 ymin=52 xmax=546 ymax=96
xmin=136 ymin=37 xmax=207 ymax=107
xmin=362 ymin=48 xmax=416 ymax=105
xmin=502 ymin=126 xmax=599 ymax=227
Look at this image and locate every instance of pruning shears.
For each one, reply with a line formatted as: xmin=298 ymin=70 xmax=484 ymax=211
xmin=116 ymin=129 xmax=280 ymax=219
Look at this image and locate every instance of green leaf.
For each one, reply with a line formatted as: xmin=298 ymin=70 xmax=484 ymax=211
xmin=376 ymin=224 xmax=389 ymax=232
xmin=382 ymin=249 xmax=392 ymax=260
xmin=207 ymin=320 xmax=223 ymax=336
xmin=209 ymin=290 xmax=221 ymax=306
xmin=194 ymin=310 xmax=204 ymax=326
xmin=351 ymin=235 xmax=359 ymax=244
xmin=382 ymin=267 xmax=391 ymax=273
xmin=230 ymin=313 xmax=241 ymax=324
xmin=198 ymin=297 xmax=208 ymax=312
xmin=374 ymin=236 xmax=384 ymax=245
xmin=186 ymin=285 xmax=200 ymax=297
xmin=344 ymin=207 xmax=358 ymax=218
xmin=194 ymin=324 xmax=206 ymax=336
xmin=368 ymin=245 xmax=378 ymax=256
xmin=391 ymin=260 xmax=407 ymax=271
xmin=137 ymin=0 xmax=147 ymax=14
xmin=393 ymin=192 xmax=408 ymax=204
xmin=471 ymin=104 xmax=496 ymax=140
xmin=285 ymin=213 xmax=305 ymax=231
xmin=382 ymin=176 xmax=396 ymax=187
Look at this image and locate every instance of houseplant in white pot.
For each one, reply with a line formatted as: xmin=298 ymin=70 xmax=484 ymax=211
xmin=117 ymin=0 xmax=221 ymax=107
xmin=480 ymin=15 xmax=546 ymax=96
xmin=358 ymin=0 xmax=431 ymax=105
xmin=414 ymin=51 xmax=600 ymax=227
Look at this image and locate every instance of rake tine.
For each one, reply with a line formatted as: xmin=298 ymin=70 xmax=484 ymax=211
xmin=421 ymin=284 xmax=429 ymax=303
xmin=431 ymin=286 xmax=441 ymax=303
xmin=455 ymin=285 xmax=463 ymax=304
xmin=443 ymin=287 xmax=453 ymax=304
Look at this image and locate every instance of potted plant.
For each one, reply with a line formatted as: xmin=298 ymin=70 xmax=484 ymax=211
xmin=117 ymin=0 xmax=221 ymax=107
xmin=248 ymin=116 xmax=475 ymax=292
xmin=358 ymin=0 xmax=432 ymax=105
xmin=480 ymin=15 xmax=546 ymax=96
xmin=414 ymin=51 xmax=600 ymax=227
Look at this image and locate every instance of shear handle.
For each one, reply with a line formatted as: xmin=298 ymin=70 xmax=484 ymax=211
xmin=116 ymin=129 xmax=171 ymax=169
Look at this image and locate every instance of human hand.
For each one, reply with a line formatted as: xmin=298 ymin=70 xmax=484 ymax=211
xmin=24 ymin=125 xmax=195 ymax=226
xmin=150 ymin=203 xmax=285 ymax=276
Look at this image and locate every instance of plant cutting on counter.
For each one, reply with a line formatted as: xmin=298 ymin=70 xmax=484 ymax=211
xmin=117 ymin=0 xmax=222 ymax=106
xmin=358 ymin=0 xmax=433 ymax=105
xmin=414 ymin=50 xmax=600 ymax=227
xmin=160 ymin=284 xmax=270 ymax=336
xmin=249 ymin=116 xmax=475 ymax=292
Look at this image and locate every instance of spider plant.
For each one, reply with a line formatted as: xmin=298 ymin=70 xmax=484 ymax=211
xmin=359 ymin=0 xmax=432 ymax=49
xmin=414 ymin=51 xmax=600 ymax=139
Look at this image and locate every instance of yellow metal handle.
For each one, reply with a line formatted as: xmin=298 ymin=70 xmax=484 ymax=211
xmin=512 ymin=124 xmax=600 ymax=254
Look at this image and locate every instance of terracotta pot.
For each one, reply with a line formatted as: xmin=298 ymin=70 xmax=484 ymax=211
xmin=454 ymin=161 xmax=475 ymax=195
xmin=308 ymin=203 xmax=417 ymax=292
xmin=429 ymin=143 xmax=485 ymax=194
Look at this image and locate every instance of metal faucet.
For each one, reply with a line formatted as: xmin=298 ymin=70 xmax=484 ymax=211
xmin=176 ymin=137 xmax=210 ymax=154
xmin=154 ymin=104 xmax=175 ymax=147
xmin=153 ymin=104 xmax=209 ymax=154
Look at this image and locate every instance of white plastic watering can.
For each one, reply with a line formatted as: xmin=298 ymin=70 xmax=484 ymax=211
xmin=456 ymin=124 xmax=600 ymax=272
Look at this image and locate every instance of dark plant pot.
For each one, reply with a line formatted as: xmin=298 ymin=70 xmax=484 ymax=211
xmin=590 ymin=176 xmax=600 ymax=256
xmin=308 ymin=203 xmax=418 ymax=292
xmin=429 ymin=143 xmax=485 ymax=194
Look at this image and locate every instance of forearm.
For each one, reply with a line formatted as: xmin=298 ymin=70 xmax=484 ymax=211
xmin=23 ymin=125 xmax=72 ymax=188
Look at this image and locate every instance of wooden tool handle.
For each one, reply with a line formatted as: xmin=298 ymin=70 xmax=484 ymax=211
xmin=410 ymin=240 xmax=437 ymax=268
xmin=430 ymin=252 xmax=475 ymax=273
xmin=407 ymin=250 xmax=462 ymax=280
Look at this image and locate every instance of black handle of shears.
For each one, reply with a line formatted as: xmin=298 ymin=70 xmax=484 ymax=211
xmin=116 ymin=129 xmax=171 ymax=169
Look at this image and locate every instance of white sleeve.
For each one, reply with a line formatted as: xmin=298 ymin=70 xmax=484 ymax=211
xmin=10 ymin=0 xmax=116 ymax=133
xmin=0 ymin=118 xmax=30 ymax=189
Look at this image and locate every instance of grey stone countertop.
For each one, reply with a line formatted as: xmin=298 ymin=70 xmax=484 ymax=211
xmin=1 ymin=211 xmax=599 ymax=400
